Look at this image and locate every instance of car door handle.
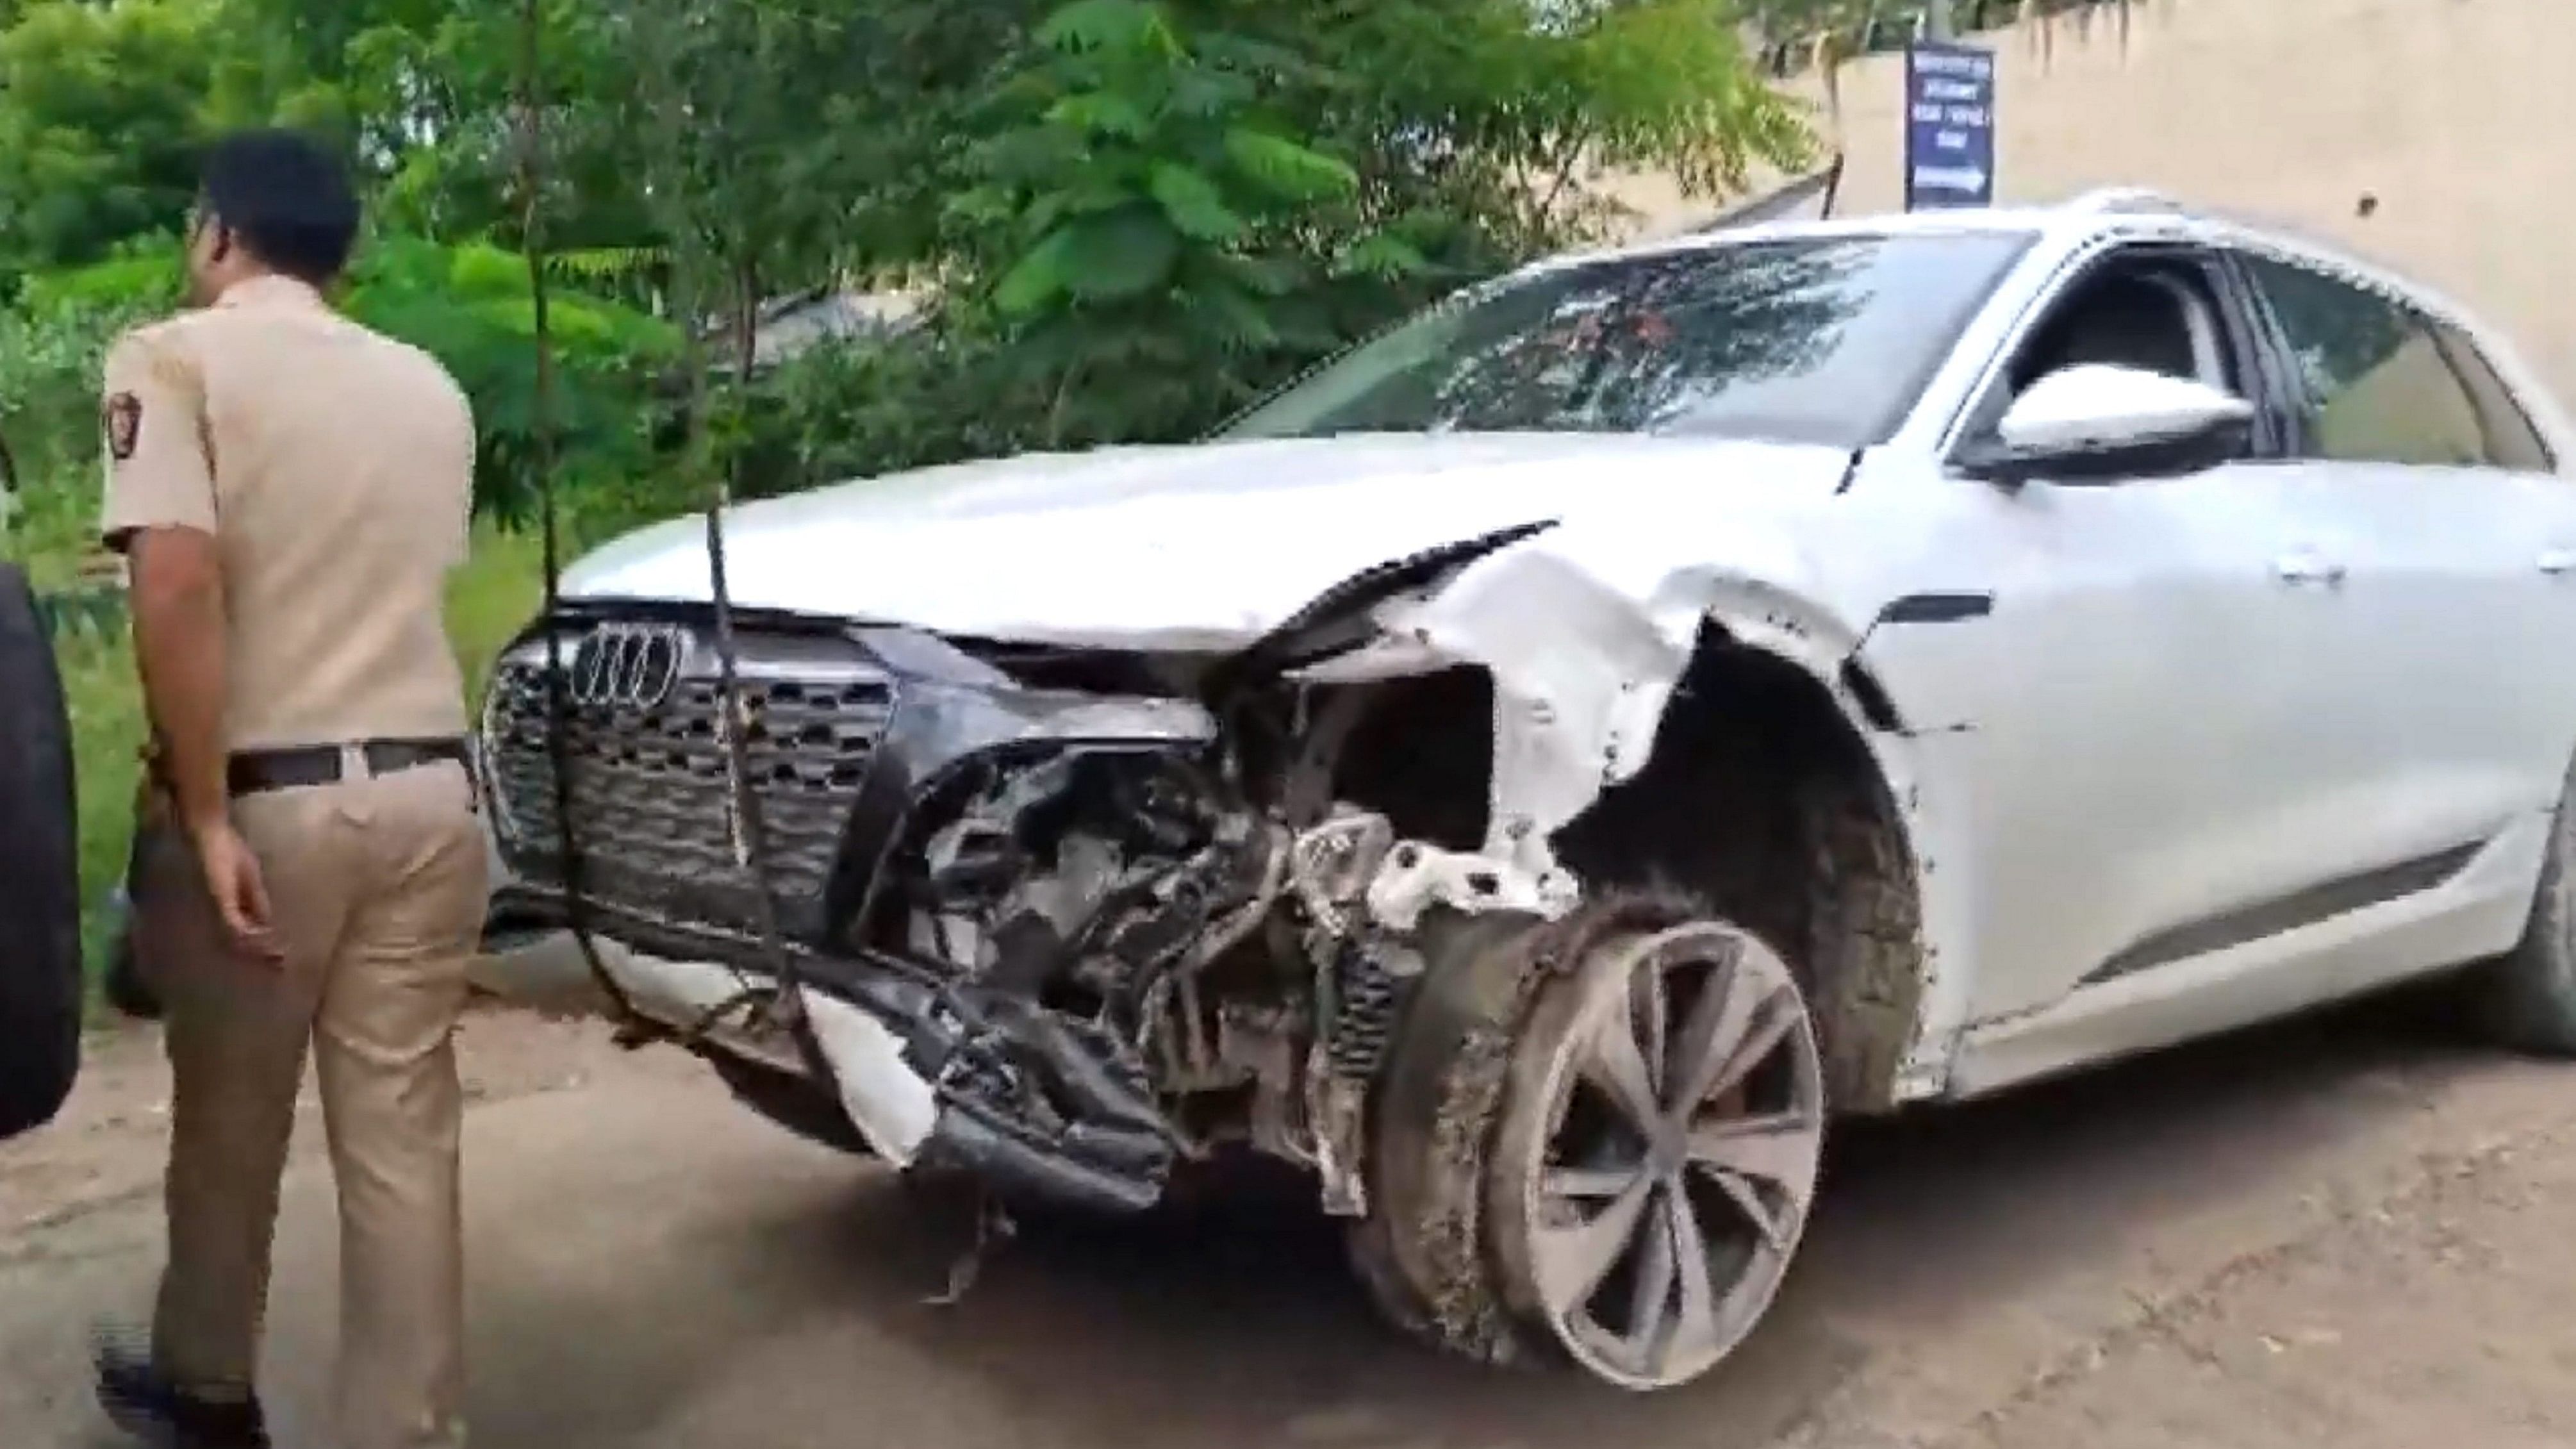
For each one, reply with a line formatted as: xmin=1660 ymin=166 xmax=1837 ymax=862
xmin=2272 ymin=551 xmax=2347 ymax=588
xmin=2539 ymin=548 xmax=2576 ymax=577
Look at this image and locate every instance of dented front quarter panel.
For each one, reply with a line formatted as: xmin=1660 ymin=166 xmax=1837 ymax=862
xmin=1348 ymin=495 xmax=1988 ymax=1103
xmin=1371 ymin=522 xmax=1830 ymax=859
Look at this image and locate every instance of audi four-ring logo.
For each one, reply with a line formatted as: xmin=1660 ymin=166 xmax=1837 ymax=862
xmin=567 ymin=623 xmax=687 ymax=709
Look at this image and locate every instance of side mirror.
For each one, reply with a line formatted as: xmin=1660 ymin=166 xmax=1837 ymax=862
xmin=1958 ymin=363 xmax=2257 ymax=484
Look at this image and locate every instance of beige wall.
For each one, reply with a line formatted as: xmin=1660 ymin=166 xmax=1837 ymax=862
xmin=1614 ymin=0 xmax=2576 ymax=406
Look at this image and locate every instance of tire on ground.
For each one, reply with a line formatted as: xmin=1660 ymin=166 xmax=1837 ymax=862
xmin=0 ymin=563 xmax=82 ymax=1141
xmin=2470 ymin=755 xmax=2576 ymax=1054
xmin=1346 ymin=893 xmax=1712 ymax=1370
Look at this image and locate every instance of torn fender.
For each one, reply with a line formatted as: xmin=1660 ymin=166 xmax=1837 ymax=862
xmin=1350 ymin=530 xmax=1982 ymax=1103
xmin=1357 ymin=517 xmax=1870 ymax=873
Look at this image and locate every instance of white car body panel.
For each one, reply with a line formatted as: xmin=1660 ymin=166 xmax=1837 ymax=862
xmin=1949 ymin=809 xmax=2553 ymax=1095
xmin=1853 ymin=452 xmax=2368 ymax=1024
xmin=564 ymin=432 xmax=1867 ymax=651
xmin=516 ymin=193 xmax=2576 ymax=1108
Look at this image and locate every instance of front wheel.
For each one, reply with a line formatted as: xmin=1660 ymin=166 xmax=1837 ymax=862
xmin=1489 ymin=920 xmax=1826 ymax=1389
xmin=1350 ymin=900 xmax=1828 ymax=1391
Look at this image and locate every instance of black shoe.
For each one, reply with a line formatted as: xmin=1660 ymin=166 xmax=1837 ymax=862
xmin=94 ymin=1334 xmax=270 ymax=1448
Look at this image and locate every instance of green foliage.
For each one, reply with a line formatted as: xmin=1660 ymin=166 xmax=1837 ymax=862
xmin=0 ymin=242 xmax=177 ymax=513
xmin=875 ymin=0 xmax=1810 ymax=460
xmin=445 ymin=520 xmax=547 ymax=708
xmin=345 ymin=236 xmax=678 ymax=522
xmin=0 ymin=0 xmax=240 ymax=279
xmin=0 ymin=0 xmax=1817 ymax=537
xmin=56 ymin=624 xmax=147 ymax=988
xmin=959 ymin=1 xmax=1372 ymax=444
xmin=682 ymin=324 xmax=1018 ymax=520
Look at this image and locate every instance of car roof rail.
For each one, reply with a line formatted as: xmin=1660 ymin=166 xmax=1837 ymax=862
xmin=2064 ymin=186 xmax=2191 ymax=216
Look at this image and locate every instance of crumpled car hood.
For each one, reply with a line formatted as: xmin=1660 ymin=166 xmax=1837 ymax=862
xmin=563 ymin=432 xmax=1858 ymax=650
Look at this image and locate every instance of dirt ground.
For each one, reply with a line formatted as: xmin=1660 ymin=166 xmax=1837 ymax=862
xmin=6 ymin=988 xmax=2576 ymax=1449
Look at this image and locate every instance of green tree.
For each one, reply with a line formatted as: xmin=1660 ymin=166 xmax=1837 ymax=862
xmin=343 ymin=234 xmax=678 ymax=522
xmin=206 ymin=0 xmax=663 ymax=250
xmin=952 ymin=0 xmax=1379 ymax=445
xmin=937 ymin=0 xmax=1812 ymax=451
xmin=0 ymin=0 xmax=244 ymax=278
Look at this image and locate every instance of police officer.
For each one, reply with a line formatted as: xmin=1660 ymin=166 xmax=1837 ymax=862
xmin=93 ymin=129 xmax=485 ymax=1449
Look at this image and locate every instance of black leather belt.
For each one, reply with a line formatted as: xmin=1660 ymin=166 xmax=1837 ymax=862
xmin=227 ymin=737 xmax=472 ymax=797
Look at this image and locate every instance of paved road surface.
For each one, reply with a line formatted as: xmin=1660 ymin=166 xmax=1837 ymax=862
xmin=6 ymin=991 xmax=2575 ymax=1448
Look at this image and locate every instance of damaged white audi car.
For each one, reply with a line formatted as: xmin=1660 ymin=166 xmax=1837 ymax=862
xmin=476 ymin=190 xmax=2576 ymax=1390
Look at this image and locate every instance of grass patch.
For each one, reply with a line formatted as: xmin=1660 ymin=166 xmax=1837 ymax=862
xmin=448 ymin=522 xmax=545 ymax=708
xmin=37 ymin=523 xmax=545 ymax=989
xmin=56 ymin=624 xmax=148 ymax=987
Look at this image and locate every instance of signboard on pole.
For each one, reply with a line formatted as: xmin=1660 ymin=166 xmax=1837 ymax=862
xmin=1904 ymin=40 xmax=1996 ymax=210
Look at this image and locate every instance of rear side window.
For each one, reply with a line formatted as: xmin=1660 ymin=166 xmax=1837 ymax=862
xmin=2243 ymin=256 xmax=2489 ymax=468
xmin=2432 ymin=322 xmax=2555 ymax=472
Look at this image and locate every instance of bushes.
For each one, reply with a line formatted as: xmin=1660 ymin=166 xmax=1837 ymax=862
xmin=52 ymin=628 xmax=146 ymax=989
xmin=0 ymin=243 xmax=179 ymax=558
xmin=342 ymin=235 xmax=677 ymax=523
xmin=523 ymin=0 xmax=1811 ymax=525
xmin=4 ymin=0 xmax=1817 ymax=542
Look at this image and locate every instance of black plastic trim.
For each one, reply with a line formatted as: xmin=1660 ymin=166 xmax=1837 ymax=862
xmin=488 ymin=613 xmax=1216 ymax=955
xmin=2078 ymin=838 xmax=2488 ymax=988
xmin=1877 ymin=591 xmax=1995 ymax=626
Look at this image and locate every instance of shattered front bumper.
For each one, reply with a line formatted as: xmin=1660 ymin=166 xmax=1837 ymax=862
xmin=473 ymin=911 xmax=1184 ymax=1212
xmin=476 ymin=615 xmax=1218 ymax=1212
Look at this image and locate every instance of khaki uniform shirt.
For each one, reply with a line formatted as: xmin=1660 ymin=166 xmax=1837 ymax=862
xmin=100 ymin=275 xmax=476 ymax=753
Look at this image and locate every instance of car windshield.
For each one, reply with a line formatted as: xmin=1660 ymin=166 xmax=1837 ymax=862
xmin=1224 ymin=231 xmax=2033 ymax=450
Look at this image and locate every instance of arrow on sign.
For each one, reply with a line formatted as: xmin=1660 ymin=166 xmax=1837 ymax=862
xmin=1911 ymin=164 xmax=1990 ymax=195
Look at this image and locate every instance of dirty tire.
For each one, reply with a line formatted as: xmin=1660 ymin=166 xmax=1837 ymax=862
xmin=1487 ymin=918 xmax=1826 ymax=1390
xmin=1794 ymin=768 xmax=1926 ymax=1113
xmin=2470 ymin=756 xmax=2576 ymax=1054
xmin=1347 ymin=910 xmax=1542 ymax=1359
xmin=0 ymin=563 xmax=82 ymax=1141
xmin=1346 ymin=893 xmax=1714 ymax=1371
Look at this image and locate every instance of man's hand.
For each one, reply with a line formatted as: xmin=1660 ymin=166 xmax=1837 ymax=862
xmin=192 ymin=819 xmax=280 ymax=964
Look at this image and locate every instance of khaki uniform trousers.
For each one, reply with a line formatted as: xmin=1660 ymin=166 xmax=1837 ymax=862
xmin=135 ymin=755 xmax=486 ymax=1449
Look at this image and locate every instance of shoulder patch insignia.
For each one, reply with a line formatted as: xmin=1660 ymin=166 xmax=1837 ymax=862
xmin=104 ymin=392 xmax=142 ymax=463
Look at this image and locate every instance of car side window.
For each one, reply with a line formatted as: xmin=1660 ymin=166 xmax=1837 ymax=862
xmin=2431 ymin=322 xmax=2557 ymax=473
xmin=2005 ymin=261 xmax=2238 ymax=399
xmin=2242 ymin=255 xmax=2491 ymax=469
xmin=1956 ymin=245 xmax=2268 ymax=467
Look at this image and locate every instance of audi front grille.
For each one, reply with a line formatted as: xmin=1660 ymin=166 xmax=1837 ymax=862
xmin=481 ymin=623 xmax=893 ymax=940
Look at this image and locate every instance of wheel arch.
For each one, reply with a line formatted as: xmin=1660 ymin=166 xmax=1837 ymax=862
xmin=1326 ymin=558 xmax=1973 ymax=1110
xmin=1549 ymin=609 xmax=1955 ymax=1113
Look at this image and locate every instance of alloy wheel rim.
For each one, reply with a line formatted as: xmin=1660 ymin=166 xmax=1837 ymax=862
xmin=1496 ymin=922 xmax=1826 ymax=1390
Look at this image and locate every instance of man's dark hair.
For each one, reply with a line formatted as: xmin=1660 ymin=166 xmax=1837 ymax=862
xmin=197 ymin=129 xmax=361 ymax=286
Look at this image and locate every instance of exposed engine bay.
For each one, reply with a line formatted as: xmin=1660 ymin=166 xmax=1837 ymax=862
xmin=879 ymin=722 xmax=1574 ymax=1214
